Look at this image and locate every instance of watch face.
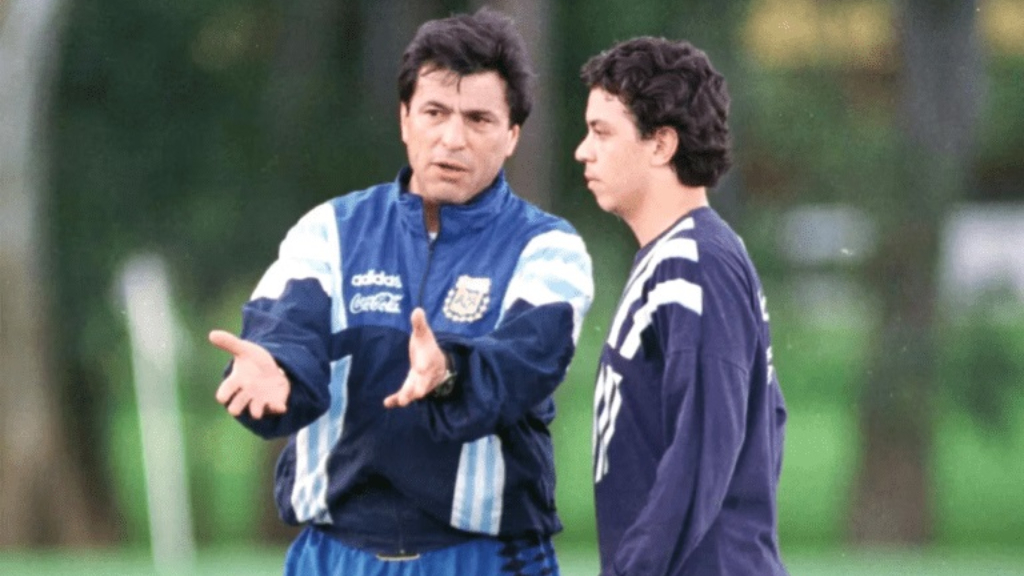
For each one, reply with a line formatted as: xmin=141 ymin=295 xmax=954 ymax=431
xmin=432 ymin=352 xmax=457 ymax=398
xmin=433 ymin=374 xmax=455 ymax=398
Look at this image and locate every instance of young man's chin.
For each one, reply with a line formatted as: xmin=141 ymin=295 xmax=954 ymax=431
xmin=593 ymin=193 xmax=618 ymax=216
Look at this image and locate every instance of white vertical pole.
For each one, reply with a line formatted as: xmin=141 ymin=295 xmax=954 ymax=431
xmin=118 ymin=254 xmax=196 ymax=573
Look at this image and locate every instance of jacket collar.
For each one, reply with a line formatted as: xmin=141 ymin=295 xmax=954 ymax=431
xmin=395 ymin=167 xmax=512 ymax=239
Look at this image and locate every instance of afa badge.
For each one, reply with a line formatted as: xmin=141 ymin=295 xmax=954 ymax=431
xmin=443 ymin=275 xmax=492 ymax=323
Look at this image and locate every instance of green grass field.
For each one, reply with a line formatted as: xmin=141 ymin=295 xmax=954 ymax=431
xmin=2 ymin=545 xmax=1024 ymax=575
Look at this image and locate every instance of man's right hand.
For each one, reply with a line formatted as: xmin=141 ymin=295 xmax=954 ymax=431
xmin=209 ymin=330 xmax=290 ymax=419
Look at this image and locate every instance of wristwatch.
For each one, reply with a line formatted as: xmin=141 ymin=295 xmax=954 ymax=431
xmin=432 ymin=351 xmax=457 ymax=398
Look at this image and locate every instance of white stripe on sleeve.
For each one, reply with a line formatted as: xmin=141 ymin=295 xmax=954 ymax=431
xmin=252 ymin=203 xmax=339 ymax=300
xmin=499 ymin=230 xmax=594 ymax=343
xmin=450 ymin=435 xmax=505 ymax=535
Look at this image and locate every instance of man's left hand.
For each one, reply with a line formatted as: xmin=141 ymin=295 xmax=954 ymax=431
xmin=384 ymin=307 xmax=448 ymax=408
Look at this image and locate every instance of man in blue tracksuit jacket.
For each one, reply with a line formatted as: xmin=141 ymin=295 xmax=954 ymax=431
xmin=208 ymin=9 xmax=593 ymax=576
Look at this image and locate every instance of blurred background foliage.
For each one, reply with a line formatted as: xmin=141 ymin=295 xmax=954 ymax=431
xmin=3 ymin=0 xmax=1024 ymax=569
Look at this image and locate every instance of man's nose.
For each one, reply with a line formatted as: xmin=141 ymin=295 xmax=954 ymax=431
xmin=441 ymin=116 xmax=468 ymax=149
xmin=574 ymin=136 xmax=592 ymax=162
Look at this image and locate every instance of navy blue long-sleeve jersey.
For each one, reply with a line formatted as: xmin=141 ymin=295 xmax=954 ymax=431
xmin=593 ymin=207 xmax=788 ymax=575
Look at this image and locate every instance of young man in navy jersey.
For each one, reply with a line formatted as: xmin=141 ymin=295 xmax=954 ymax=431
xmin=208 ymin=9 xmax=593 ymax=575
xmin=576 ymin=38 xmax=789 ymax=575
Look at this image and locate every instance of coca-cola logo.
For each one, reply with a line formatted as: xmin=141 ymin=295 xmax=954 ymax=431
xmin=349 ymin=291 xmax=403 ymax=314
xmin=351 ymin=269 xmax=403 ymax=288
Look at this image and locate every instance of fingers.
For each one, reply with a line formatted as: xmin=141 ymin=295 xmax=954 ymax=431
xmin=216 ymin=378 xmax=288 ymax=419
xmin=383 ymin=390 xmax=415 ymax=408
xmin=249 ymin=397 xmax=266 ymax=420
xmin=382 ymin=391 xmax=404 ymax=409
xmin=226 ymin=386 xmax=252 ymax=417
xmin=216 ymin=375 xmax=251 ymax=417
xmin=383 ymin=375 xmax=430 ymax=409
xmin=255 ymin=395 xmax=288 ymax=417
xmin=217 ymin=376 xmax=257 ymax=418
xmin=410 ymin=308 xmax=433 ymax=340
xmin=213 ymin=331 xmax=290 ymax=419
xmin=209 ymin=329 xmax=248 ymax=356
xmin=383 ymin=382 xmax=412 ymax=408
xmin=215 ymin=375 xmax=240 ymax=406
xmin=268 ymin=398 xmax=288 ymax=415
xmin=393 ymin=308 xmax=445 ymax=409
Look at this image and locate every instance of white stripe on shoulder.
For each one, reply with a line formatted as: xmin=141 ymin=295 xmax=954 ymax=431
xmin=498 ymin=230 xmax=594 ymax=343
xmin=607 ymin=218 xmax=698 ymax=347
xmin=623 ymin=216 xmax=696 ymax=294
xmin=252 ymin=203 xmax=339 ymax=301
xmin=619 ymin=278 xmax=703 ymax=360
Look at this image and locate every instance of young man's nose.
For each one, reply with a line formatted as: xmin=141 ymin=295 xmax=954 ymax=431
xmin=574 ymin=137 xmax=592 ymax=162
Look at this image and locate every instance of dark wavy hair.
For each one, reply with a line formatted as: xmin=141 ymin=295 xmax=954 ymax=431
xmin=580 ymin=37 xmax=732 ymax=187
xmin=398 ymin=8 xmax=534 ymax=127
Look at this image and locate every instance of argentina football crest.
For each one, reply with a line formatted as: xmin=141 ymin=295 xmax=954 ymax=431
xmin=443 ymin=275 xmax=492 ymax=322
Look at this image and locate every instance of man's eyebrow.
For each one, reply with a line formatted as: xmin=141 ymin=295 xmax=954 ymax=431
xmin=463 ymin=108 xmax=499 ymax=120
xmin=420 ymin=99 xmax=452 ymax=111
xmin=416 ymin=99 xmax=502 ymax=121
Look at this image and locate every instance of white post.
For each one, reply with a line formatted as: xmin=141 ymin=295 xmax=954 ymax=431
xmin=118 ymin=254 xmax=196 ymax=573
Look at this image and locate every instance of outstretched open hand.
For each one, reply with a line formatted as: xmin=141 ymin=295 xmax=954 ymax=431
xmin=209 ymin=330 xmax=290 ymax=419
xmin=383 ymin=308 xmax=448 ymax=408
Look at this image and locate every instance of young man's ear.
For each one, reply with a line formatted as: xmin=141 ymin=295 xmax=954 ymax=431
xmin=651 ymin=126 xmax=678 ymax=167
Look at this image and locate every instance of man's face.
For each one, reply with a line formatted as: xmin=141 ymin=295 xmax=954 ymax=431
xmin=575 ymin=88 xmax=655 ymax=219
xmin=400 ymin=67 xmax=520 ymax=206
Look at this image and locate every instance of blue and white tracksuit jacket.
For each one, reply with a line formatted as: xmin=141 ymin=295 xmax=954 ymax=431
xmin=233 ymin=168 xmax=594 ymax=554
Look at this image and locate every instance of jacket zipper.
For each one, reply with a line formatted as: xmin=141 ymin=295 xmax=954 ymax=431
xmin=399 ymin=211 xmax=439 ymax=553
xmin=392 ymin=497 xmax=406 ymax=554
xmin=417 ymin=223 xmax=439 ymax=307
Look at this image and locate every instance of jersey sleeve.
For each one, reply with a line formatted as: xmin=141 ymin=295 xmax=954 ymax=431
xmin=420 ymin=229 xmax=594 ymax=442
xmin=608 ymin=248 xmax=758 ymax=575
xmin=230 ymin=203 xmax=339 ymax=438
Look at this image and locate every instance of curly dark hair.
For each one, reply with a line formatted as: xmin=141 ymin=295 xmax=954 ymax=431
xmin=580 ymin=37 xmax=732 ymax=188
xmin=398 ymin=8 xmax=534 ymax=127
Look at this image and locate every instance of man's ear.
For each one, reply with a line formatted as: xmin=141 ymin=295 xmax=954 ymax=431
xmin=399 ymin=103 xmax=409 ymax=144
xmin=505 ymin=123 xmax=521 ymax=158
xmin=651 ymin=126 xmax=678 ymax=167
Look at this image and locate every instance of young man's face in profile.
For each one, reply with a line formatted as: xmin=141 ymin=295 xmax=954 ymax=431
xmin=575 ymin=87 xmax=655 ymax=220
xmin=401 ymin=67 xmax=520 ymax=207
